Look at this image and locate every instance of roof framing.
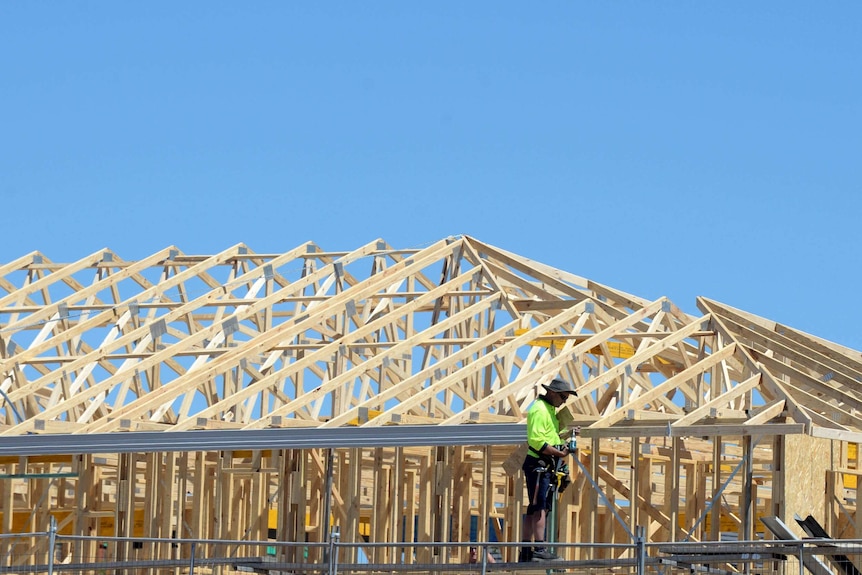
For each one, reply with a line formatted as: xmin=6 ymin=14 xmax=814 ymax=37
xmin=1 ymin=236 xmax=860 ymax=444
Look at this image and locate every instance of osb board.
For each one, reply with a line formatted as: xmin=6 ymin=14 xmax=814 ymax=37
xmin=782 ymin=434 xmax=841 ymax=536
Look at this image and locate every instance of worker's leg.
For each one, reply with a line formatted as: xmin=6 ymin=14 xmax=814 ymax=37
xmin=520 ymin=511 xmax=535 ymax=562
xmin=522 ymin=457 xmax=556 ymax=562
xmin=521 ymin=457 xmax=541 ymax=561
xmin=523 ymin=512 xmax=534 ymax=541
xmin=521 ymin=510 xmax=546 ymax=551
xmin=522 ymin=462 xmax=553 ymax=561
xmin=531 ymin=485 xmax=561 ymax=561
xmin=533 ymin=509 xmax=547 ymax=542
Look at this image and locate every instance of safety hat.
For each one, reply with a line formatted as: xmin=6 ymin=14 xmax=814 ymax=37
xmin=542 ymin=378 xmax=577 ymax=396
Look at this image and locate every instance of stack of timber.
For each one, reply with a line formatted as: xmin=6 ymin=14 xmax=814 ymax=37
xmin=1 ymin=236 xmax=862 ymax=567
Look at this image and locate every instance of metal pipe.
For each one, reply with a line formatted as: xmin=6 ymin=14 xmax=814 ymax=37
xmin=331 ymin=527 xmax=340 ymax=575
xmin=635 ymin=525 xmax=645 ymax=575
xmin=480 ymin=543 xmax=488 ymax=575
xmin=47 ymin=515 xmax=56 ymax=575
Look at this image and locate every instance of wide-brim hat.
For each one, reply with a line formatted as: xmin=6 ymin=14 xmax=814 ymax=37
xmin=542 ymin=378 xmax=577 ymax=396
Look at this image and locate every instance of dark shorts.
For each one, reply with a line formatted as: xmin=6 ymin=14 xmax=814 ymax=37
xmin=522 ymin=455 xmax=554 ymax=514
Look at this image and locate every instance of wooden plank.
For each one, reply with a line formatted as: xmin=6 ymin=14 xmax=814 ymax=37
xmin=416 ymin=453 xmax=433 ymax=563
xmin=0 ymin=244 xmax=322 ymax=432
xmin=673 ymin=374 xmax=761 ymax=427
xmin=703 ymin=298 xmax=862 ymax=378
xmin=669 ymin=438 xmax=680 ymax=542
xmin=0 ymin=245 xmax=250 ymax=399
xmin=118 ymin=253 xmax=480 ymax=430
xmin=592 ymin=343 xmax=737 ymax=429
xmin=420 ymin=298 xmax=675 ymax=427
xmin=0 ymin=249 xmax=107 ymax=308
xmin=744 ymin=399 xmax=786 ymax=426
xmin=702 ymin=307 xmax=813 ymax=430
xmin=248 ymin=278 xmax=504 ymax=428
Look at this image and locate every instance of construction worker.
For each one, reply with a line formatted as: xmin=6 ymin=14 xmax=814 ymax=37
xmin=520 ymin=377 xmax=577 ymax=562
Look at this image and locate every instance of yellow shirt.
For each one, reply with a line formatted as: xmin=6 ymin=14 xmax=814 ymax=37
xmin=526 ymin=397 xmax=563 ymax=455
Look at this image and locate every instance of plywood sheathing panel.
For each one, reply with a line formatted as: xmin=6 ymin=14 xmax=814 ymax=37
xmin=782 ymin=434 xmax=840 ymax=537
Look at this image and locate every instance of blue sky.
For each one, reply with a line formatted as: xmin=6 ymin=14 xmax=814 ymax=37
xmin=2 ymin=2 xmax=860 ymax=350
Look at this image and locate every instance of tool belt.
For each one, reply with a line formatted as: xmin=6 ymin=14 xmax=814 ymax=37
xmin=527 ymin=445 xmax=571 ymax=494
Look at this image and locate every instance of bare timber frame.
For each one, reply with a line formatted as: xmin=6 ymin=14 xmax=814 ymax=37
xmin=1 ymin=236 xmax=861 ymax=565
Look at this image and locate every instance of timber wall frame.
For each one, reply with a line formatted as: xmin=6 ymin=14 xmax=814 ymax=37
xmin=1 ymin=236 xmax=862 ymax=565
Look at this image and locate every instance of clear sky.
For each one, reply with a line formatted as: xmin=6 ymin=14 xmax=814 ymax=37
xmin=2 ymin=3 xmax=860 ymax=351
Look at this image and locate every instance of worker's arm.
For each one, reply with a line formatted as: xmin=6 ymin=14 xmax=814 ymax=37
xmin=540 ymin=443 xmax=569 ymax=458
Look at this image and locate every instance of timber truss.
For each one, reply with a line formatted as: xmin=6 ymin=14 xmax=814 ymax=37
xmin=5 ymin=236 xmax=862 ymax=557
xmin=1 ymin=235 xmax=861 ymax=440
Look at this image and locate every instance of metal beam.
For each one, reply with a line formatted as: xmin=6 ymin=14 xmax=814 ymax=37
xmin=0 ymin=424 xmax=527 ymax=456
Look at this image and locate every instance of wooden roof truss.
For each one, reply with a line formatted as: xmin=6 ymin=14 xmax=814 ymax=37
xmin=0 ymin=236 xmax=860 ymax=444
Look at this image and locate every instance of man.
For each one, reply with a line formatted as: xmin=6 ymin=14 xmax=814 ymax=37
xmin=520 ymin=377 xmax=577 ymax=562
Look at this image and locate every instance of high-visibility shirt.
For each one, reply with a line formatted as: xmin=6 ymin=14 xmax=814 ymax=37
xmin=526 ymin=397 xmax=563 ymax=456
